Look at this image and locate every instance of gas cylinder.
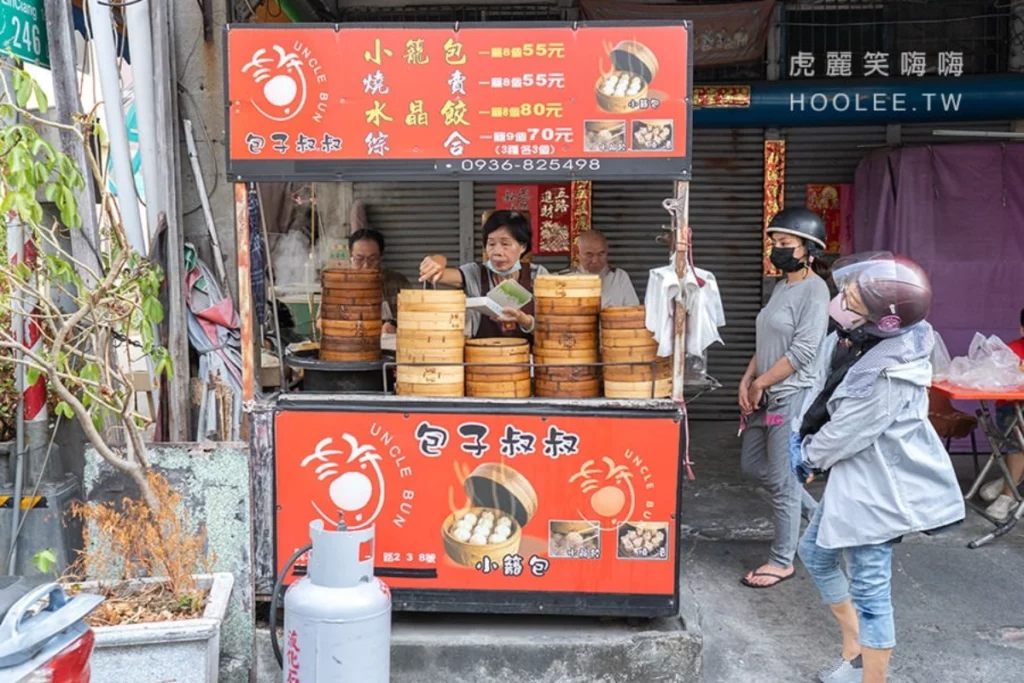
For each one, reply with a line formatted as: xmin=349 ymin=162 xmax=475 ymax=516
xmin=281 ymin=518 xmax=391 ymax=682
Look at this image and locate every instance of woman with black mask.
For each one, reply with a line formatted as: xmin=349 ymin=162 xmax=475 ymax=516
xmin=738 ymin=208 xmax=831 ymax=588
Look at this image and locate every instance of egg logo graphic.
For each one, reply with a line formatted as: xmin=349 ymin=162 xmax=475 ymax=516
xmin=241 ymin=46 xmax=308 ymax=122
xmin=569 ymin=457 xmax=637 ymax=531
xmin=301 ymin=434 xmax=385 ymax=529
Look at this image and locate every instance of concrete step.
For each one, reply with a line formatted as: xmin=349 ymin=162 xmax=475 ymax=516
xmin=256 ymin=613 xmax=701 ymax=683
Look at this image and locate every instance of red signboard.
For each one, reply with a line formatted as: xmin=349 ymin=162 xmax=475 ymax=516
xmin=225 ymin=23 xmax=692 ymax=181
xmin=495 ymin=183 xmax=591 ymax=256
xmin=274 ymin=408 xmax=681 ymax=599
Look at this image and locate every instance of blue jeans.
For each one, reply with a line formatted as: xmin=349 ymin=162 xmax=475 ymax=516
xmin=798 ymin=504 xmax=896 ymax=650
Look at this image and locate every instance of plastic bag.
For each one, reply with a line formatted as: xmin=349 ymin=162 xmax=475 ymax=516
xmin=946 ymin=333 xmax=1024 ymax=391
xmin=930 ymin=330 xmax=952 ymax=382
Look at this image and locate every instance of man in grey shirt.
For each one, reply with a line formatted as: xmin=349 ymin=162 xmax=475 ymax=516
xmin=739 ymin=208 xmax=831 ymax=589
xmin=561 ymin=230 xmax=639 ymax=309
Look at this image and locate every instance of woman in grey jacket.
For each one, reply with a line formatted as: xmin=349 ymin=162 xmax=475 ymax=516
xmin=792 ymin=253 xmax=965 ymax=683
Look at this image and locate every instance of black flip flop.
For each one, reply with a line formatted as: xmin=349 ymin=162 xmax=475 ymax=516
xmin=740 ymin=570 xmax=795 ymax=589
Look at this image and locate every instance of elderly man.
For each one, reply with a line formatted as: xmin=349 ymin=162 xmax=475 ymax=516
xmin=564 ymin=230 xmax=639 ymax=309
xmin=349 ymin=228 xmax=409 ymax=333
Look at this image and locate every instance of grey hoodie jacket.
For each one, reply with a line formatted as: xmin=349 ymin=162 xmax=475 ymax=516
xmin=795 ymin=323 xmax=966 ymax=549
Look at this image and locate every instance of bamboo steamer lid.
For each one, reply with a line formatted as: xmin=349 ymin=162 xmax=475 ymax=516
xmin=464 ymin=463 xmax=538 ymax=527
xmin=398 ymin=289 xmax=466 ymax=305
xmin=466 ymin=379 xmax=532 ymax=398
xmin=603 ymin=377 xmax=672 ymax=399
xmin=533 ymin=331 xmax=599 ymax=351
xmin=534 ymin=365 xmax=600 ymax=382
xmin=534 ymin=274 xmax=601 ymax=299
xmin=465 ymin=337 xmax=529 ymax=352
xmin=322 ymin=267 xmax=381 ymax=286
xmin=601 ymin=305 xmax=647 ymax=329
xmin=536 ymin=298 xmax=601 ymax=317
xmin=396 ymin=382 xmax=465 ymax=397
xmin=321 ymin=290 xmax=383 ymax=306
xmin=535 ymin=379 xmax=601 ymax=398
xmin=320 ymin=349 xmax=380 ymax=363
xmin=396 ymin=365 xmax=465 ymax=385
xmin=320 ymin=303 xmax=382 ymax=321
xmin=396 ymin=329 xmax=465 ymax=347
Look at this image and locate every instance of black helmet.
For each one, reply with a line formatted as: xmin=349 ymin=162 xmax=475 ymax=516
xmin=766 ymin=208 xmax=827 ymax=251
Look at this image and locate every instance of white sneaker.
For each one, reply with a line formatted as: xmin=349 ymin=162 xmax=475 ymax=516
xmin=979 ymin=478 xmax=1005 ymax=503
xmin=818 ymin=655 xmax=863 ymax=683
xmin=985 ymin=494 xmax=1017 ymax=521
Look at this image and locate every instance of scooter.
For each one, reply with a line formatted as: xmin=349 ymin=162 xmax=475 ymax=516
xmin=0 ymin=576 xmax=104 ymax=682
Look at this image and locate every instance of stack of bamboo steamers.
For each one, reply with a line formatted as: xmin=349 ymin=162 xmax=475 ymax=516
xmin=533 ymin=274 xmax=602 ymax=398
xmin=601 ymin=305 xmax=671 ymax=398
xmin=319 ymin=268 xmax=382 ymax=362
xmin=395 ymin=289 xmax=466 ymax=397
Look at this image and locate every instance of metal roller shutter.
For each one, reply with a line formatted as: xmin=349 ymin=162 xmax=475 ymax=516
xmin=472 ymin=182 xmax=569 ymax=274
xmin=899 ymin=121 xmax=1012 ymax=146
xmin=353 ymin=182 xmax=461 ymax=282
xmin=782 ymin=126 xmax=889 ymax=212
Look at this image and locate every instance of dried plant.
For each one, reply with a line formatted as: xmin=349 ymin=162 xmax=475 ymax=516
xmin=66 ymin=472 xmax=214 ymax=624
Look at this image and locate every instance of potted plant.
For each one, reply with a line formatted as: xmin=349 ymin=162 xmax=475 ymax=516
xmin=0 ymin=64 xmax=231 ymax=682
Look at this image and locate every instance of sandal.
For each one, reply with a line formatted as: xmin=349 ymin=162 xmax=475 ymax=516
xmin=740 ymin=569 xmax=794 ymax=589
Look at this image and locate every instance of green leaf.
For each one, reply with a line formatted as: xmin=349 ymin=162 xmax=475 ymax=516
xmin=44 ymin=183 xmax=58 ymax=202
xmin=26 ymin=367 xmax=40 ymax=385
xmin=14 ymin=75 xmax=32 ymax=109
xmin=142 ymin=296 xmax=164 ymax=325
xmin=80 ymin=362 xmax=100 ymax=383
xmin=32 ymin=83 xmax=48 ymax=113
xmin=0 ymin=192 xmax=16 ymax=213
xmin=55 ymin=401 xmax=74 ymax=419
xmin=92 ymin=412 xmax=105 ymax=434
xmin=32 ymin=548 xmax=57 ymax=574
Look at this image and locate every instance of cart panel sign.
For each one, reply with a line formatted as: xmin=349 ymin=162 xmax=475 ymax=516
xmin=225 ymin=22 xmax=692 ymax=181
xmin=275 ymin=409 xmax=681 ymax=596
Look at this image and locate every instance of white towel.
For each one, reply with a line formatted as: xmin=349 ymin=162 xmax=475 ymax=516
xmin=645 ymin=262 xmax=726 ymax=358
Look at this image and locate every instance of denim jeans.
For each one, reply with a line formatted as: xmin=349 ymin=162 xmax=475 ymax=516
xmin=798 ymin=504 xmax=897 ymax=650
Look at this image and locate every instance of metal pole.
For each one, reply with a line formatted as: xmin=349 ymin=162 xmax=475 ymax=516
xmin=183 ymin=119 xmax=229 ymax=289
xmin=124 ymin=0 xmax=160 ymax=239
xmin=6 ymin=212 xmax=25 ymax=573
xmin=668 ymin=181 xmax=690 ymax=403
xmin=255 ymin=185 xmax=287 ymax=390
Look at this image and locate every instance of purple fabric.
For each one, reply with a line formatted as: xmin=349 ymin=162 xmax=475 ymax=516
xmin=853 ymin=143 xmax=1024 ymax=358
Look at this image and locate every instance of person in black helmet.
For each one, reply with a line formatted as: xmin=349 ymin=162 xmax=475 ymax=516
xmin=738 ymin=208 xmax=831 ymax=588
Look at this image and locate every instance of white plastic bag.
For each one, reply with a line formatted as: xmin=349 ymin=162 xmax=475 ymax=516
xmin=947 ymin=333 xmax=1024 ymax=391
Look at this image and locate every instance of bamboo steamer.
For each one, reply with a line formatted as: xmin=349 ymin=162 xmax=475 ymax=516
xmin=532 ymin=330 xmax=599 ymax=352
xmin=319 ymin=268 xmax=383 ymax=361
xmin=600 ymin=305 xmax=647 ymax=329
xmin=601 ymin=345 xmax=659 ymax=362
xmin=321 ymin=336 xmax=381 ymax=352
xmin=604 ymin=377 xmax=672 ymax=399
xmin=535 ymin=379 xmax=601 ymax=398
xmin=442 ymin=463 xmax=537 ymax=567
xmin=395 ymin=288 xmax=467 ymax=397
xmin=534 ymin=273 xmax=601 ymax=299
xmin=535 ymin=317 xmax=600 ymax=334
xmin=320 ymin=303 xmax=382 ymax=321
xmin=536 ymin=297 xmax=601 ymax=317
xmin=321 ymin=319 xmax=383 ymax=336
xmin=603 ymin=357 xmax=671 ymax=381
xmin=321 ymin=291 xmax=383 ymax=306
xmin=533 ymin=347 xmax=599 ymax=362
xmin=322 ymin=268 xmax=381 ymax=286
xmin=594 ymin=40 xmax=660 ymax=115
xmin=465 ymin=379 xmax=532 ymax=398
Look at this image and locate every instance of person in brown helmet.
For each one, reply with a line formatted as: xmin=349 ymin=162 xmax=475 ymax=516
xmin=792 ymin=252 xmax=965 ymax=683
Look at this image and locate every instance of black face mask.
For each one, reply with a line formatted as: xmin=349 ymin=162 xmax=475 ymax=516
xmin=769 ymin=246 xmax=806 ymax=273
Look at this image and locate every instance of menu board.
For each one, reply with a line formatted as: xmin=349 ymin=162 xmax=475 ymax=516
xmin=225 ymin=23 xmax=692 ymax=181
xmin=274 ymin=407 xmax=681 ymax=599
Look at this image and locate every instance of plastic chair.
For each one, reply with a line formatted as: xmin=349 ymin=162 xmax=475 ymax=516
xmin=928 ymin=388 xmax=980 ymax=477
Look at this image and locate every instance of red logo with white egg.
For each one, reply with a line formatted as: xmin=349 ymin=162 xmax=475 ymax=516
xmin=300 ymin=435 xmax=385 ymax=529
xmin=569 ymin=456 xmax=638 ymax=531
xmin=241 ymin=46 xmax=309 ymax=122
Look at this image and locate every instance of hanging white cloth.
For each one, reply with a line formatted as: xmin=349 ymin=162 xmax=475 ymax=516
xmin=644 ymin=258 xmax=726 ymax=358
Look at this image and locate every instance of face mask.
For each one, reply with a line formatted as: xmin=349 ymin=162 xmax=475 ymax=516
xmin=486 ymin=260 xmax=522 ymax=277
xmin=769 ymin=246 xmax=806 ymax=273
xmin=828 ymin=292 xmax=866 ymax=331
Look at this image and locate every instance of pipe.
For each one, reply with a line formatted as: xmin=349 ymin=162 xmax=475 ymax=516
xmin=6 ymin=214 xmax=24 ymax=574
xmin=184 ymin=119 xmax=229 ymax=289
xmin=931 ymin=129 xmax=1024 ymax=139
xmin=124 ymin=0 xmax=160 ymax=238
xmin=87 ymin=0 xmax=146 ymax=255
xmin=692 ymin=75 xmax=1024 ymax=128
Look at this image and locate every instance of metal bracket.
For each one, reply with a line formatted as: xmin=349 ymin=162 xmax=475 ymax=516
xmin=198 ymin=0 xmax=212 ymax=42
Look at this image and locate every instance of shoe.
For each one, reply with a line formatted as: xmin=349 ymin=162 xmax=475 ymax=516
xmin=818 ymin=654 xmax=863 ymax=683
xmin=980 ymin=478 xmax=1005 ymax=503
xmin=985 ymin=494 xmax=1017 ymax=521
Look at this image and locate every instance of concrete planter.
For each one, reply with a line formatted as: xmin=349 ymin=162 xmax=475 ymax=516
xmin=74 ymin=572 xmax=234 ymax=683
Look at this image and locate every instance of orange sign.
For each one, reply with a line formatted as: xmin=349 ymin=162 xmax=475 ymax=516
xmin=275 ymin=409 xmax=682 ymax=598
xmin=225 ymin=23 xmax=692 ymax=181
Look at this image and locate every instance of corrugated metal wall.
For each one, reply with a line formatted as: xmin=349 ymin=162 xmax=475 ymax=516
xmin=353 ymin=182 xmax=462 ymax=279
xmin=899 ymin=121 xmax=1013 ymax=146
xmin=782 ymin=126 xmax=889 ymax=212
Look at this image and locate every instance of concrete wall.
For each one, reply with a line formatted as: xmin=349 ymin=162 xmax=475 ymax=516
xmin=174 ymin=2 xmax=238 ymax=301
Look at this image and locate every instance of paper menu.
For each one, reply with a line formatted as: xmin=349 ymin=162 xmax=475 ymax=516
xmin=466 ymin=280 xmax=533 ymax=320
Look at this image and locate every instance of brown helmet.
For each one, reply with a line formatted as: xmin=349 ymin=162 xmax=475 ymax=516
xmin=832 ymin=252 xmax=932 ymax=337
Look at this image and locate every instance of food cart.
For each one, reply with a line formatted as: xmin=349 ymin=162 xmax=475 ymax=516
xmin=226 ymin=20 xmax=697 ymax=617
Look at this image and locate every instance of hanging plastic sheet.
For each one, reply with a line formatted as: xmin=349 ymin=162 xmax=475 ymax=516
xmin=249 ymin=188 xmax=266 ymax=326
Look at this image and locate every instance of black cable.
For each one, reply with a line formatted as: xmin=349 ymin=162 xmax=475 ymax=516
xmin=269 ymin=542 xmax=312 ymax=668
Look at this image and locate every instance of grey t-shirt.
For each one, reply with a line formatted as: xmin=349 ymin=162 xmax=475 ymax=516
xmin=755 ymin=274 xmax=830 ymax=401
